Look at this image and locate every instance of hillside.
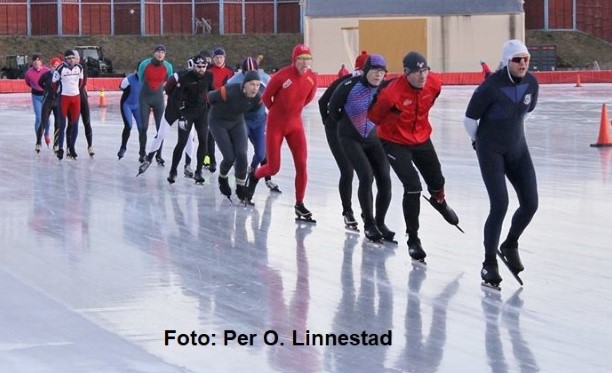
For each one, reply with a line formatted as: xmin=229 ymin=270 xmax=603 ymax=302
xmin=0 ymin=31 xmax=610 ymax=73
xmin=0 ymin=34 xmax=303 ymax=74
xmin=526 ymin=30 xmax=612 ymax=69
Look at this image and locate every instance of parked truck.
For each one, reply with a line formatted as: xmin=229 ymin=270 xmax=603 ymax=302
xmin=1 ymin=55 xmax=30 ymax=79
xmin=74 ymin=46 xmax=124 ymax=77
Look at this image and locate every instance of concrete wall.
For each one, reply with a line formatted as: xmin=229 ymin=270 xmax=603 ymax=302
xmin=305 ymin=14 xmax=525 ymax=74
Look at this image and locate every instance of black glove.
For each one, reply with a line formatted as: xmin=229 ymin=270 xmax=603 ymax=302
xmin=471 ymin=140 xmax=476 ymax=151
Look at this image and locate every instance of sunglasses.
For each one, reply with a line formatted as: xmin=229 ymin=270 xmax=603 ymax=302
xmin=511 ymin=56 xmax=529 ymax=63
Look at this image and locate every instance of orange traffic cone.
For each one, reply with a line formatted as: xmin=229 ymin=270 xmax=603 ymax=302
xmin=590 ymin=103 xmax=612 ymax=147
xmin=575 ymin=74 xmax=582 ymax=87
xmin=99 ymin=89 xmax=107 ymax=107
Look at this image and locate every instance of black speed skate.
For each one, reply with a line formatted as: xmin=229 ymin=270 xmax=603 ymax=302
xmin=136 ymin=160 xmax=151 ymax=177
xmin=193 ymin=171 xmax=205 ymax=184
xmin=408 ymin=238 xmax=427 ymax=264
xmin=218 ymin=176 xmax=233 ymax=203
xmin=295 ymin=203 xmax=316 ymax=223
xmin=497 ymin=240 xmax=524 ymax=286
xmin=343 ymin=212 xmax=359 ymax=232
xmin=167 ymin=170 xmax=177 ymax=184
xmin=66 ymin=147 xmax=78 ymax=160
xmin=265 ymin=179 xmax=282 ymax=193
xmin=377 ymin=223 xmax=397 ymax=244
xmin=246 ymin=171 xmax=260 ymax=200
xmin=481 ymin=261 xmax=503 ymax=290
xmin=117 ymin=146 xmax=126 ymax=160
xmin=423 ymin=195 xmax=464 ymax=233
xmin=236 ymin=184 xmax=254 ymax=206
xmin=184 ymin=164 xmax=194 ymax=178
xmin=364 ymin=224 xmax=383 ymax=243
xmin=155 ymin=154 xmax=165 ymax=166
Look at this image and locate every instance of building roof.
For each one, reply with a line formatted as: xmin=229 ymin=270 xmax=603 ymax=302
xmin=304 ymin=0 xmax=524 ymax=18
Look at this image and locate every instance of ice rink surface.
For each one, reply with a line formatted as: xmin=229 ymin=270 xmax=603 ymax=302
xmin=1 ymin=84 xmax=611 ymax=372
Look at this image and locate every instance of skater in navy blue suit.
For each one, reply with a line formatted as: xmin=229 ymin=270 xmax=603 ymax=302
xmin=464 ymin=39 xmax=539 ymax=288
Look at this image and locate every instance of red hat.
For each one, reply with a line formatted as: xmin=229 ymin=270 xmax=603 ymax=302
xmin=355 ymin=50 xmax=368 ymax=70
xmin=292 ymin=44 xmax=312 ymax=61
xmin=50 ymin=57 xmax=62 ymax=66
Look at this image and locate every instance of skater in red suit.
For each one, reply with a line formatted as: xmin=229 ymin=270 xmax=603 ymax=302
xmin=247 ymin=44 xmax=317 ymax=221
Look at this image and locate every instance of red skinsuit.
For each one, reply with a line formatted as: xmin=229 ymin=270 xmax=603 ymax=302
xmin=255 ymin=65 xmax=317 ymax=203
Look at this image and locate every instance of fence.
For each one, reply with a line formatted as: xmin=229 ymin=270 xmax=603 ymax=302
xmin=0 ymin=0 xmax=301 ymax=36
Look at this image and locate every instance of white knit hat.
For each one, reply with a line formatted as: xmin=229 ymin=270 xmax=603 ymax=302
xmin=501 ymin=39 xmax=529 ymax=67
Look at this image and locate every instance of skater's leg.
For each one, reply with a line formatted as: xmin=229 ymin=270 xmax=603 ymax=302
xmin=31 ymin=94 xmax=43 ymax=137
xmin=170 ymin=122 xmax=193 ymax=173
xmin=80 ymin=90 xmax=93 ymax=148
xmin=208 ymin=122 xmax=235 ymax=177
xmin=339 ymin=136 xmax=374 ymax=226
xmin=326 ymin=121 xmax=354 ymax=217
xmin=286 ymin=127 xmax=308 ymax=204
xmin=247 ymin=122 xmax=266 ymax=169
xmin=194 ymin=117 xmax=209 ymax=174
xmin=230 ymin=122 xmax=249 ymax=182
xmin=477 ymin=145 xmax=509 ymax=260
xmin=505 ymin=147 xmax=539 ymax=243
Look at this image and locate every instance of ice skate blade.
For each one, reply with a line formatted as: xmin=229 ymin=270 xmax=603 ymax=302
xmin=383 ymin=238 xmax=398 ymax=245
xmin=411 ymin=258 xmax=427 ymax=266
xmin=239 ymin=199 xmax=255 ymax=207
xmin=345 ymin=224 xmax=360 ymax=233
xmin=496 ymin=249 xmax=524 ymax=286
xmin=454 ymin=224 xmax=465 ymax=233
xmin=365 ymin=237 xmax=384 ymax=245
xmin=295 ymin=217 xmax=317 ymax=224
xmin=481 ymin=281 xmax=501 ymax=291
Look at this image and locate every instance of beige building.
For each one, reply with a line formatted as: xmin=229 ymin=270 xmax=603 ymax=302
xmin=303 ymin=0 xmax=526 ymax=74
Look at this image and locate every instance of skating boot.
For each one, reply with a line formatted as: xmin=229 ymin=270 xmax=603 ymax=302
xmin=246 ymin=171 xmax=260 ymax=200
xmin=295 ymin=203 xmax=316 ymax=223
xmin=218 ymin=176 xmax=232 ymax=201
xmin=117 ymin=146 xmax=126 ymax=160
xmin=35 ymin=143 xmax=41 ymax=153
xmin=265 ymin=179 xmax=282 ymax=193
xmin=377 ymin=223 xmax=397 ymax=244
xmin=88 ymin=146 xmax=95 ymax=157
xmin=481 ymin=260 xmax=503 ymax=290
xmin=44 ymin=135 xmax=51 ymax=147
xmin=364 ymin=223 xmax=383 ymax=243
xmin=424 ymin=195 xmax=463 ymax=232
xmin=136 ymin=159 xmax=151 ymax=176
xmin=67 ymin=147 xmax=78 ymax=160
xmin=408 ymin=238 xmax=427 ymax=264
xmin=499 ymin=240 xmax=524 ymax=274
xmin=167 ymin=170 xmax=177 ymax=184
xmin=236 ymin=184 xmax=254 ymax=206
xmin=343 ymin=211 xmax=359 ymax=232
xmin=208 ymin=162 xmax=217 ymax=173
xmin=184 ymin=164 xmax=194 ymax=178
xmin=155 ymin=153 xmax=165 ymax=166
xmin=56 ymin=148 xmax=64 ymax=160
xmin=193 ymin=171 xmax=205 ymax=184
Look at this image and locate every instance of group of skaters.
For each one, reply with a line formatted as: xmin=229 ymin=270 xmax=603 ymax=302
xmin=124 ymin=44 xmax=283 ymax=199
xmin=25 ymin=39 xmax=539 ymax=289
xmin=25 ymin=49 xmax=95 ymax=159
xmin=321 ymin=39 xmax=539 ymax=290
